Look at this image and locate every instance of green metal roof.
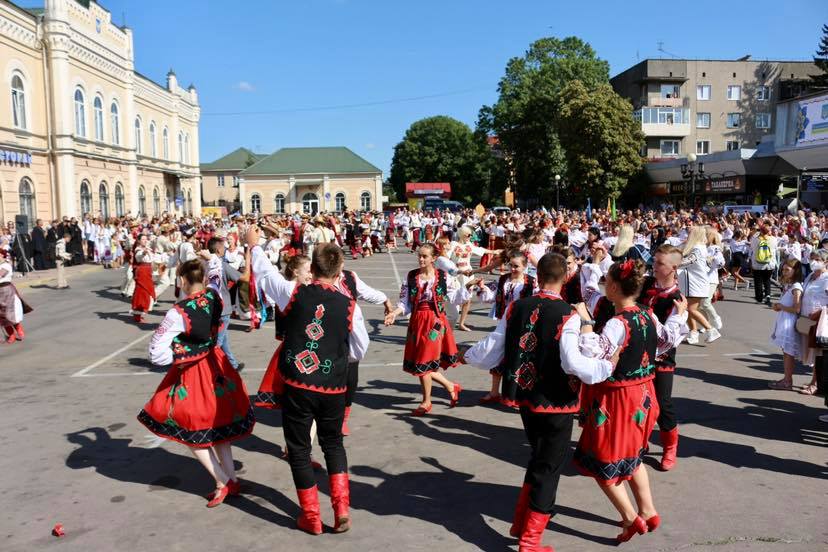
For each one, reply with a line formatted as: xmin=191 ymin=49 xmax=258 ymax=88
xmin=201 ymin=147 xmax=267 ymax=172
xmin=241 ymin=147 xmax=381 ymax=176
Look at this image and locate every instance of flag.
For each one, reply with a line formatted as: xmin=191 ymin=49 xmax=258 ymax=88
xmin=586 ymin=198 xmax=592 ymax=221
xmin=611 ymin=198 xmax=617 ymax=221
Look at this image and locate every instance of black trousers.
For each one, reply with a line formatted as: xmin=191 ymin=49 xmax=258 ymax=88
xmin=86 ymin=240 xmax=96 ymax=261
xmin=345 ymin=361 xmax=359 ymax=407
xmin=753 ymin=269 xmax=772 ymax=301
xmin=283 ymin=386 xmax=347 ymax=490
xmin=654 ymin=370 xmax=677 ymax=432
xmin=33 ymin=252 xmax=45 ymax=270
xmin=519 ymin=409 xmax=574 ymax=515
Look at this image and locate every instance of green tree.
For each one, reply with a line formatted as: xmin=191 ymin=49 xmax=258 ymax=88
xmin=812 ymin=23 xmax=828 ymax=88
xmin=555 ymin=81 xmax=645 ymax=202
xmin=389 ymin=116 xmax=492 ymax=203
xmin=478 ymin=37 xmax=610 ymax=206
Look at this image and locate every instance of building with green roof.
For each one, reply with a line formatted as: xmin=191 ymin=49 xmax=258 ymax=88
xmin=226 ymin=146 xmax=382 ymax=215
xmin=200 ymin=147 xmax=267 ymax=212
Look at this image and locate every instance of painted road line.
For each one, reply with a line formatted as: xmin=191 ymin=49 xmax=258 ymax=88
xmin=70 ymin=332 xmax=154 ymax=377
xmin=388 ymin=251 xmax=402 ymax=287
xmin=722 ymin=351 xmax=771 ymax=357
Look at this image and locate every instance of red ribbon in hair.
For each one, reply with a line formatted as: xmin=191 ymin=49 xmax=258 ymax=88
xmin=619 ymin=259 xmax=635 ymax=279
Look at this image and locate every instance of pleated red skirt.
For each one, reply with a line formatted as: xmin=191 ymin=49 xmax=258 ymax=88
xmin=131 ymin=263 xmax=155 ymax=314
xmin=402 ymin=303 xmax=459 ymax=376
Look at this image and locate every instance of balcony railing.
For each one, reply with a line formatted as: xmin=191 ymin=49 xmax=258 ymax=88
xmin=640 ymin=95 xmax=689 ymax=108
xmin=633 ymin=108 xmax=691 ymax=137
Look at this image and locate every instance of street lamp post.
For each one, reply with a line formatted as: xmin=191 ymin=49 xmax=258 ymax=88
xmin=554 ymin=174 xmax=561 ymax=211
xmin=680 ymin=153 xmax=705 ymax=209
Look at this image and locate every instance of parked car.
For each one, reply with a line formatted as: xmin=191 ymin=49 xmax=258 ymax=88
xmin=492 ymin=206 xmax=511 ymax=216
xmin=424 ymin=199 xmax=465 ymax=212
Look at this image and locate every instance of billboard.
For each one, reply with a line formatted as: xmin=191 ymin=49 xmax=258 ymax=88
xmin=795 ymin=93 xmax=828 ymax=146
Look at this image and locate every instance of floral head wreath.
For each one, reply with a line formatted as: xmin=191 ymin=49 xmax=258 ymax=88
xmin=619 ymin=259 xmax=635 ymax=279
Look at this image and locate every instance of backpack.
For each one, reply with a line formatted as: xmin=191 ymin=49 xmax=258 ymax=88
xmin=755 ymin=236 xmax=773 ymax=264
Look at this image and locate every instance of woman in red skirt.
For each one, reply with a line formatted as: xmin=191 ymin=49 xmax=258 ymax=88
xmin=138 ymin=259 xmax=255 ymax=507
xmin=130 ymin=234 xmax=156 ymax=323
xmin=572 ymin=259 xmax=687 ymax=543
xmin=385 ymin=243 xmax=472 ymax=415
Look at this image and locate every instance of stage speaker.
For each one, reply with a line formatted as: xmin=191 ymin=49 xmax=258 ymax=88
xmin=15 ymin=214 xmax=28 ymax=234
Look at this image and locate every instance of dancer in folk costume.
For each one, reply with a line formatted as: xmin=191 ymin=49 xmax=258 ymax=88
xmin=573 ymin=259 xmax=687 ymax=543
xmin=137 ymin=259 xmax=255 ymax=507
xmin=130 ymin=233 xmax=156 ymax=323
xmin=385 ymin=243 xmax=472 ymax=415
xmin=475 ymin=249 xmax=538 ymax=404
xmin=450 ymin=226 xmax=497 ymax=332
xmin=0 ymin=249 xmax=33 ymax=344
xmin=248 ymin=227 xmax=369 ymax=535
xmin=552 ymin=245 xmax=584 ymax=304
xmin=463 ymin=252 xmax=615 ymax=552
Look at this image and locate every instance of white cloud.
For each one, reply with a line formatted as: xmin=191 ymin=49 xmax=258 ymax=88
xmin=234 ymin=81 xmax=255 ymax=92
xmin=365 ymin=143 xmax=376 ymax=150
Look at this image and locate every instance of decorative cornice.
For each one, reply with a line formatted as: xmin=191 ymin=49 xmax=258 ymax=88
xmin=0 ymin=11 xmax=39 ymax=49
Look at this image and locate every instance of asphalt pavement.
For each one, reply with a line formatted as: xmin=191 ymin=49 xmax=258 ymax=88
xmin=0 ymin=250 xmax=825 ymax=552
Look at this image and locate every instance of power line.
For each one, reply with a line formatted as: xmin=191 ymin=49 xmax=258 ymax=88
xmin=201 ymin=85 xmax=491 ymax=117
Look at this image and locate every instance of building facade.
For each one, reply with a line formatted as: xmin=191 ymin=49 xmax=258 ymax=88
xmin=611 ymin=58 xmax=819 ymax=160
xmin=0 ymin=0 xmax=201 ymax=228
xmin=200 ymin=147 xmax=265 ymax=214
xmin=238 ymin=147 xmax=382 ymax=215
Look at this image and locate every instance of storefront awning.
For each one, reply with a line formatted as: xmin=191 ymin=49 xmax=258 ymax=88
xmin=405 ymin=182 xmax=451 ymax=198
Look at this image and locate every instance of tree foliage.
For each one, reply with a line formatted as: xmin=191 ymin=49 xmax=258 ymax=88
xmin=477 ymin=37 xmax=611 ymax=205
xmin=555 ymin=81 xmax=645 ymax=201
xmin=389 ymin=116 xmax=494 ymax=203
xmin=812 ymin=23 xmax=828 ymax=88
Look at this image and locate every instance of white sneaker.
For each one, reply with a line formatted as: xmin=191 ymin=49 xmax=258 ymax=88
xmin=713 ymin=316 xmax=723 ymax=330
xmin=687 ymin=331 xmax=699 ymax=345
xmin=705 ymin=328 xmax=721 ymax=343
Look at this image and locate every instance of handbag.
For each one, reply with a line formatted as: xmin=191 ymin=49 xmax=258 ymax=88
xmin=796 ymin=315 xmax=817 ymax=335
xmin=816 ymin=307 xmax=828 ymax=348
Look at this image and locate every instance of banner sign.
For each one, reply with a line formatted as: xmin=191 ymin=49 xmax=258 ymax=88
xmin=723 ymin=204 xmax=767 ymax=215
xmin=795 ymin=93 xmax=828 ymax=146
xmin=0 ymin=149 xmax=33 ymax=165
xmin=704 ymin=175 xmax=744 ymax=194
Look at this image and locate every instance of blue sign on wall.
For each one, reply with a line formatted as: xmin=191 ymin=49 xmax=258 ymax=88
xmin=0 ymin=150 xmax=33 ymax=165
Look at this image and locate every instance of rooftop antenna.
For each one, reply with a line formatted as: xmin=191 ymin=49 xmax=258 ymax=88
xmin=657 ymin=41 xmax=679 ymax=59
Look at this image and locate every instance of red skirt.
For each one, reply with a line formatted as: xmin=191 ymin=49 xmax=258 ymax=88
xmin=573 ymin=378 xmax=659 ymax=486
xmin=137 ymin=348 xmax=255 ymax=447
xmin=255 ymin=344 xmax=285 ymax=409
xmin=131 ymin=263 xmax=155 ymax=314
xmin=403 ymin=304 xmax=459 ymax=376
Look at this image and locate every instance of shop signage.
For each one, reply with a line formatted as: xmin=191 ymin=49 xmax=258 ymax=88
xmin=0 ymin=149 xmax=33 ymax=165
xmin=412 ymin=189 xmax=444 ymax=196
xmin=795 ymin=93 xmax=828 ymax=146
xmin=704 ymin=175 xmax=744 ymax=194
xmin=804 ymin=175 xmax=828 ymax=192
xmin=668 ymin=181 xmax=702 ymax=194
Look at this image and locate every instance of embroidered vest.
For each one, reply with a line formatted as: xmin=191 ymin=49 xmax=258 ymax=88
xmin=494 ymin=273 xmax=536 ymax=319
xmin=278 ymin=283 xmax=354 ymax=393
xmin=604 ymin=305 xmax=658 ymax=387
xmin=407 ymin=269 xmax=448 ymax=314
xmin=498 ymin=294 xmax=580 ymax=413
xmin=172 ymin=289 xmax=222 ymax=365
xmin=638 ymin=276 xmax=681 ymax=370
xmin=562 ymin=271 xmax=583 ymax=304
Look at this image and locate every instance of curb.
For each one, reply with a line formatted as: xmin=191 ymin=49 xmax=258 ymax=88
xmin=13 ymin=265 xmax=101 ymax=290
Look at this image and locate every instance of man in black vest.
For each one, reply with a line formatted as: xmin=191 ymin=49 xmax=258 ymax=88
xmin=462 ymin=252 xmax=616 ymax=552
xmin=247 ymin=228 xmax=369 ymax=537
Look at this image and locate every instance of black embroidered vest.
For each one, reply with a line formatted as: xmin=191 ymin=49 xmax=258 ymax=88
xmin=172 ymin=289 xmax=222 ymax=365
xmin=604 ymin=305 xmax=658 ymax=387
xmin=498 ymin=293 xmax=580 ymax=413
xmin=638 ymin=277 xmax=681 ymax=370
xmin=407 ymin=269 xmax=448 ymax=314
xmin=278 ymin=283 xmax=355 ymax=393
xmin=494 ymin=273 xmax=535 ymax=319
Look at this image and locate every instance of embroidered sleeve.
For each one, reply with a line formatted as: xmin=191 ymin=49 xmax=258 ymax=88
xmin=148 ymin=308 xmax=185 ymax=366
xmin=653 ymin=309 xmax=689 ymax=356
xmin=560 ymin=315 xmax=614 ymax=384
xmin=478 ymin=281 xmax=496 ymax=303
xmin=397 ymin=280 xmax=411 ymax=316
xmin=206 ymin=255 xmax=222 ymax=293
xmin=251 ymin=245 xmax=295 ymax=311
xmin=580 ymin=318 xmax=625 ymax=360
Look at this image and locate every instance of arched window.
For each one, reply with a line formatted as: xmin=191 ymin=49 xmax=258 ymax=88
xmin=134 ymin=117 xmax=142 ymax=154
xmin=162 ymin=126 xmax=169 ymax=159
xmin=138 ymin=185 xmax=146 ymax=215
xmin=302 ymin=192 xmax=319 ymax=215
xmin=250 ymin=193 xmax=261 ymax=213
xmin=177 ymin=132 xmax=184 ymax=162
xmin=360 ymin=191 xmax=371 ymax=211
xmin=274 ymin=193 xmax=285 ymax=214
xmin=18 ymin=177 xmax=35 ymax=224
xmin=149 ymin=122 xmax=157 ymax=158
xmin=93 ymin=95 xmax=104 ymax=141
xmin=80 ymin=180 xmax=92 ymax=215
xmin=152 ymin=187 xmax=160 ymax=216
xmin=187 ymin=190 xmax=193 ymax=215
xmin=74 ymin=88 xmax=86 ymax=137
xmin=184 ymin=134 xmax=190 ymax=164
xmin=114 ymin=183 xmax=124 ymax=217
xmin=99 ymin=181 xmax=109 ymax=219
xmin=110 ymin=101 xmax=120 ymax=145
xmin=334 ymin=192 xmax=346 ymax=213
xmin=11 ymin=74 xmax=27 ymax=130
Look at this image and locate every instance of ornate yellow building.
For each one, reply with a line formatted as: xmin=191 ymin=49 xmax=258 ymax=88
xmin=0 ymin=0 xmax=201 ymax=227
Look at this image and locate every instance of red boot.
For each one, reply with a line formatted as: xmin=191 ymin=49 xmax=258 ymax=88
xmin=295 ymin=486 xmax=323 ymax=535
xmin=4 ymin=326 xmax=16 ymax=344
xmin=133 ymin=314 xmax=144 ymax=323
xmin=13 ymin=323 xmax=24 ymax=341
xmin=659 ymin=427 xmax=679 ymax=471
xmin=342 ymin=406 xmax=351 ymax=437
xmin=329 ymin=472 xmax=351 ymax=533
xmin=509 ymin=483 xmax=531 ymax=537
xmin=518 ymin=510 xmax=554 ymax=552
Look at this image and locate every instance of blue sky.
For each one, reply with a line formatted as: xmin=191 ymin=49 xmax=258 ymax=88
xmin=32 ymin=0 xmax=827 ymax=174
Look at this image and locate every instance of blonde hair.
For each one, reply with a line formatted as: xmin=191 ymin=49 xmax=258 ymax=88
xmin=611 ymin=225 xmax=634 ymax=258
xmin=706 ymin=227 xmax=722 ymax=247
xmin=458 ymin=226 xmax=473 ymax=240
xmin=683 ymin=226 xmax=708 ymax=255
